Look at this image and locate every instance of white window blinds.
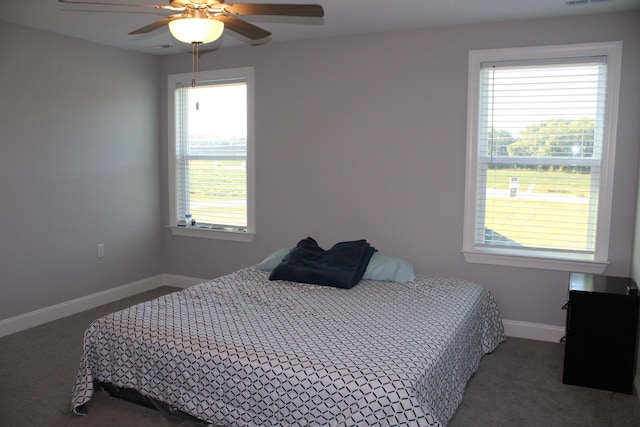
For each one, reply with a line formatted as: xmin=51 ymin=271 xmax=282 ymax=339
xmin=174 ymin=79 xmax=249 ymax=230
xmin=475 ymin=58 xmax=608 ymax=257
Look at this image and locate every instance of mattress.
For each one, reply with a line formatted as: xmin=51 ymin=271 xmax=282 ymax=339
xmin=72 ymin=267 xmax=505 ymax=426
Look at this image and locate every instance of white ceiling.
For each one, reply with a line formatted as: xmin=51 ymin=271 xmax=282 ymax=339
xmin=2 ymin=0 xmax=639 ymax=55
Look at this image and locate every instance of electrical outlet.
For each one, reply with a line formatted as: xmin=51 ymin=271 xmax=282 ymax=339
xmin=96 ymin=243 xmax=105 ymax=258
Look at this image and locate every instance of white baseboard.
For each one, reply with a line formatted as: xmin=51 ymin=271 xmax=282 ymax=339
xmin=162 ymin=274 xmax=209 ymax=289
xmin=0 ymin=273 xmax=206 ymax=338
xmin=503 ymin=319 xmax=565 ymax=343
xmin=0 ymin=280 xmax=570 ymax=345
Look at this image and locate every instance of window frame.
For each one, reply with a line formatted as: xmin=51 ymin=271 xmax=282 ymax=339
xmin=462 ymin=42 xmax=622 ymax=273
xmin=167 ymin=67 xmax=255 ymax=242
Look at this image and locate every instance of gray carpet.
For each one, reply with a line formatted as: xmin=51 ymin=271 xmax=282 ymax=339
xmin=1 ymin=286 xmax=639 ymax=427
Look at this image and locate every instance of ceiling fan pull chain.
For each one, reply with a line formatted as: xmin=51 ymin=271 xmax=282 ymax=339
xmin=191 ymin=42 xmax=196 ymax=87
xmin=191 ymin=41 xmax=202 ymax=88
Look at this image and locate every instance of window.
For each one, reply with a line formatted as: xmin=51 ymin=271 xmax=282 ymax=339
xmin=463 ymin=42 xmax=622 ymax=273
xmin=168 ymin=67 xmax=255 ymax=242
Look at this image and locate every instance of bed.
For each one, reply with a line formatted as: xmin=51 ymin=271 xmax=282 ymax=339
xmin=71 ymin=241 xmax=504 ymax=426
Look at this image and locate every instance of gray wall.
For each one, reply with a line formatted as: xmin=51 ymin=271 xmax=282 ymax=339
xmin=633 ymin=87 xmax=640 ymax=394
xmin=634 ymin=170 xmax=640 ymax=284
xmin=0 ymin=22 xmax=162 ymax=319
xmin=0 ymin=11 xmax=638 ymax=332
xmin=160 ymin=11 xmax=640 ymax=328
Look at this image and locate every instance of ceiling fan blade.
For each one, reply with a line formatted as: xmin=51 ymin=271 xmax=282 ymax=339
xmin=58 ymin=0 xmax=179 ymax=10
xmin=214 ymin=15 xmax=271 ymax=40
xmin=223 ymin=3 xmax=324 ymax=17
xmin=129 ymin=15 xmax=181 ymax=35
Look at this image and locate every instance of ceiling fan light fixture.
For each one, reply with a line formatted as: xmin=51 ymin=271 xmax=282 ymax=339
xmin=169 ymin=18 xmax=224 ymax=44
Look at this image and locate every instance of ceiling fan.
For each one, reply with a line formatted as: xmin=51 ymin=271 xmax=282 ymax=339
xmin=58 ymin=0 xmax=325 ymax=45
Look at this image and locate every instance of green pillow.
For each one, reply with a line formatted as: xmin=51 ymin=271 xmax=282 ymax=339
xmin=363 ymin=253 xmax=415 ymax=283
xmin=255 ymin=248 xmax=291 ymax=271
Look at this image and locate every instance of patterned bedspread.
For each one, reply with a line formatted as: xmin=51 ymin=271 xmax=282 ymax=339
xmin=72 ymin=267 xmax=504 ymax=426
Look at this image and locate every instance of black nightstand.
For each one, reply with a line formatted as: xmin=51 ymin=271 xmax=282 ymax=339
xmin=562 ymin=273 xmax=639 ymax=394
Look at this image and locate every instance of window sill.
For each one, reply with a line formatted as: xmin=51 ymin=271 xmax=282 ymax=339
xmin=168 ymin=225 xmax=255 ymax=242
xmin=461 ymin=248 xmax=608 ymax=274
